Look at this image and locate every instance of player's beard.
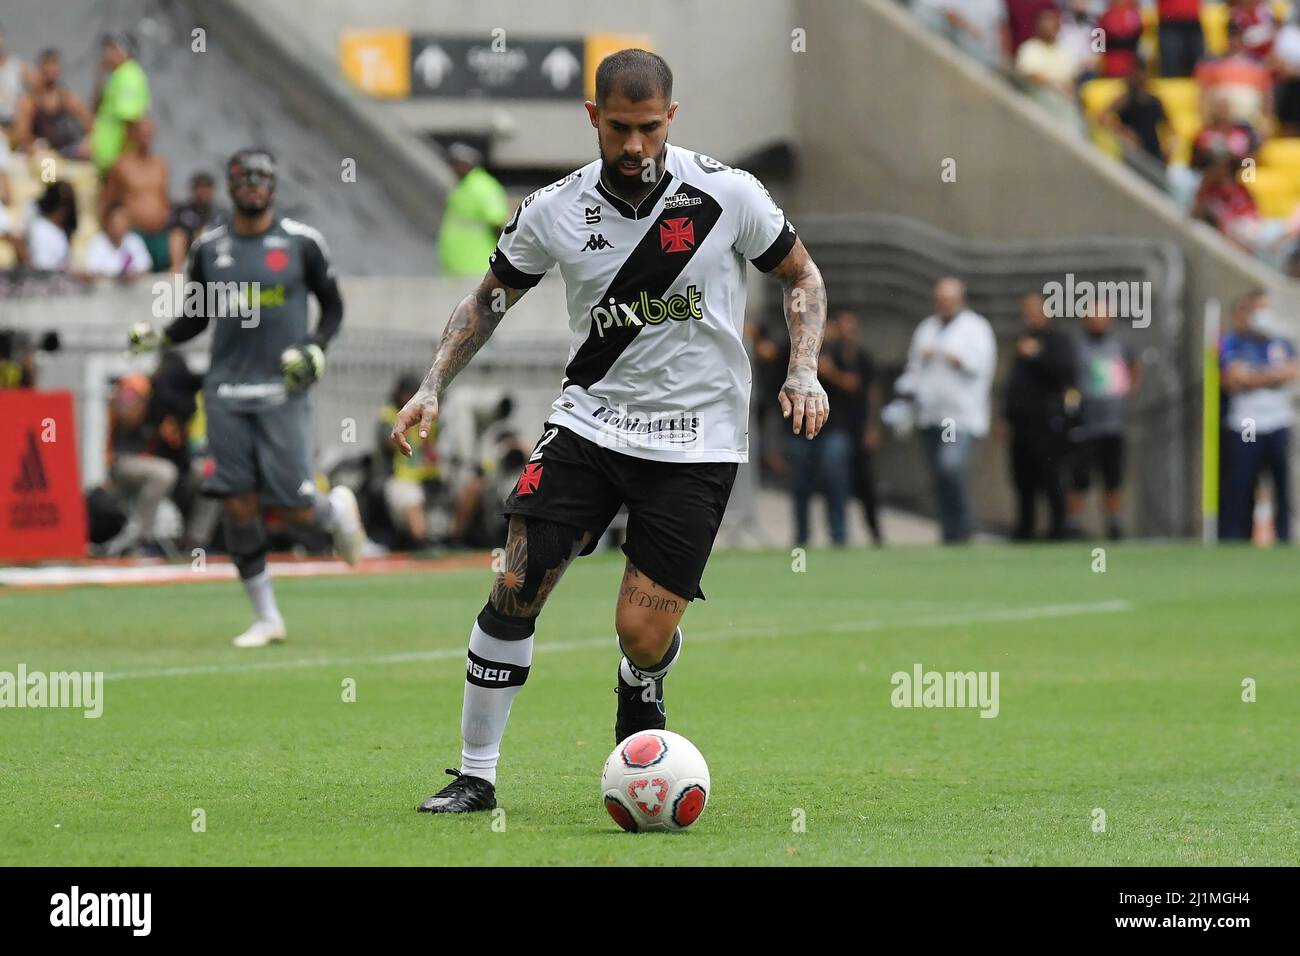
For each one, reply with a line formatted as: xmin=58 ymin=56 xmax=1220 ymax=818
xmin=598 ymin=136 xmax=667 ymax=201
xmin=233 ymin=195 xmax=271 ymax=216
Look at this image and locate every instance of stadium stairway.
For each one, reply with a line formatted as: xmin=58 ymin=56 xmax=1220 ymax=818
xmin=0 ymin=0 xmax=447 ymax=275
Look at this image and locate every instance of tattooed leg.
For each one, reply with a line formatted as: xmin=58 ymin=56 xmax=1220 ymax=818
xmin=488 ymin=516 xmax=591 ymax=619
xmin=614 ymin=560 xmax=689 ymax=669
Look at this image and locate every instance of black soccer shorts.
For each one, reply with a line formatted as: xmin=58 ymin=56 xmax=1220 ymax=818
xmin=1070 ymin=433 xmax=1125 ymax=493
xmin=501 ymin=423 xmax=738 ymax=601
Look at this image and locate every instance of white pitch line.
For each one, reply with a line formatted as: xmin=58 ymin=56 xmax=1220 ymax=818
xmin=100 ymin=600 xmax=1133 ymax=682
xmin=828 ymin=599 xmax=1134 ymax=632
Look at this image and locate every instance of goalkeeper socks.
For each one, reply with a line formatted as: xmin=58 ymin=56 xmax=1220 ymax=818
xmin=241 ymin=569 xmax=283 ymax=626
xmin=460 ymin=615 xmax=534 ymax=785
xmin=619 ymin=626 xmax=682 ymax=685
xmin=224 ymin=515 xmax=281 ymax=624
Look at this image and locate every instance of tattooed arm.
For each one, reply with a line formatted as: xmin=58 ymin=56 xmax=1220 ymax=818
xmin=768 ymin=237 xmax=830 ymax=438
xmin=389 ymin=270 xmax=528 ymax=456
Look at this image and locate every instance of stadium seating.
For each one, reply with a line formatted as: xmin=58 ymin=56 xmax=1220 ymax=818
xmin=1244 ymin=166 xmax=1298 ymax=218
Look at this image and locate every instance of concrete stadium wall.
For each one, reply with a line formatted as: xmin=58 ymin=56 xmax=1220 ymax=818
xmin=268 ymin=0 xmax=799 ymax=170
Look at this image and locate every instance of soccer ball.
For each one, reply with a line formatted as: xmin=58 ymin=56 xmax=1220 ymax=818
xmin=601 ymin=730 xmax=710 ymax=832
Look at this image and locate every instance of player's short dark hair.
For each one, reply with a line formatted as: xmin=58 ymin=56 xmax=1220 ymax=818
xmin=191 ymin=171 xmax=215 ymax=188
xmin=595 ymin=49 xmax=672 ymax=107
xmin=37 ymin=48 xmax=60 ymax=64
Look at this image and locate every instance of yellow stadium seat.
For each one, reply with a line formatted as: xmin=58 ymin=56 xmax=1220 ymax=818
xmin=1202 ymin=3 xmax=1230 ymax=57
xmin=1245 ymin=167 xmax=1300 ymax=218
xmin=1150 ymin=78 xmax=1201 ymax=118
xmin=1274 ymin=2 xmax=1293 ymax=23
xmin=1259 ymin=137 xmax=1300 ymax=170
xmin=1082 ymin=78 xmax=1125 ymax=122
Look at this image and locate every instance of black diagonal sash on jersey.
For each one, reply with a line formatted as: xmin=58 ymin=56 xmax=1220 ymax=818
xmin=564 ymin=181 xmax=724 ymax=390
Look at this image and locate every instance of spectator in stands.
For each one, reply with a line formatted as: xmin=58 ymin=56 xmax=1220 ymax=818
xmin=1191 ymin=96 xmax=1259 ymax=169
xmin=12 ymin=48 xmax=93 ymax=158
xmin=1271 ymin=11 xmax=1300 ymax=135
xmin=1066 ymin=302 xmax=1139 ymax=540
xmin=437 ymin=142 xmax=508 ymax=278
xmin=0 ymin=26 xmax=32 ymax=136
xmin=786 ymin=316 xmax=852 ymax=547
xmin=377 ymin=373 xmax=442 ymax=547
xmin=1158 ymin=0 xmax=1205 ymax=78
xmin=826 ymin=309 xmax=884 ymax=546
xmin=1229 ymin=0 xmax=1277 ymax=62
xmin=83 ymin=203 xmax=151 ymax=281
xmin=22 ymin=180 xmax=76 ymax=273
xmin=1004 ymin=293 xmax=1075 ymax=540
xmin=902 ymin=277 xmax=997 ymax=544
xmin=91 ymin=33 xmax=150 ymax=175
xmin=106 ymin=372 xmax=179 ymax=555
xmin=911 ymin=0 xmax=1009 ymax=69
xmin=167 ymin=171 xmax=225 ymax=271
xmin=1059 ymin=0 xmax=1102 ymax=81
xmin=1196 ymin=21 xmax=1273 ymax=128
xmin=99 ymin=117 xmax=170 ymax=271
xmin=1193 ymin=150 xmax=1290 ymax=261
xmin=1220 ymin=290 xmax=1295 ymax=542
xmin=1102 ymin=60 xmax=1175 ymax=167
xmin=1015 ymin=8 xmax=1086 ymax=131
xmin=0 ymin=134 xmax=20 ymax=264
xmin=1005 ymin=0 xmax=1060 ymax=54
xmin=1098 ymin=0 xmax=1146 ymax=78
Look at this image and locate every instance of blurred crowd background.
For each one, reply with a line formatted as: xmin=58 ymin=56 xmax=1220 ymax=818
xmin=1 ymin=0 xmax=1296 ymax=564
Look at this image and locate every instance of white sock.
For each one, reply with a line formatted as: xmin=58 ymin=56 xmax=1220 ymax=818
xmin=460 ymin=621 xmax=534 ymax=785
xmin=241 ymin=569 xmax=283 ymax=625
xmin=620 ymin=626 xmax=683 ymax=684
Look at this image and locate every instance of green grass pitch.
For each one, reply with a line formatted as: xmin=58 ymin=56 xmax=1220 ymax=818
xmin=1 ymin=543 xmax=1296 ymax=866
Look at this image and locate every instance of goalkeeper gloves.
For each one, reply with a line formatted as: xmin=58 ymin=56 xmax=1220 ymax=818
xmin=127 ymin=321 xmax=167 ymax=354
xmin=281 ymin=343 xmax=325 ymax=393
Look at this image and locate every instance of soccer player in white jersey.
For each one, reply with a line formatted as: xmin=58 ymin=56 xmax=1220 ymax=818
xmin=392 ymin=50 xmax=829 ymax=813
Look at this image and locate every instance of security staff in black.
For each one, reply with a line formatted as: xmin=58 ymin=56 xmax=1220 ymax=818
xmin=127 ymin=148 xmax=365 ymax=648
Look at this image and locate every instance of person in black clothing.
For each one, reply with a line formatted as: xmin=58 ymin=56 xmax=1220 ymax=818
xmin=821 ymin=309 xmax=883 ymax=545
xmin=1004 ymin=293 xmax=1076 ymax=540
xmin=1101 ymin=61 xmax=1173 ymax=167
xmin=166 ymin=171 xmax=226 ymax=272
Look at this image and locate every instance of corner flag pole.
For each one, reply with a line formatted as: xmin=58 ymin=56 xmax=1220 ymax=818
xmin=1202 ymin=298 xmax=1221 ymax=545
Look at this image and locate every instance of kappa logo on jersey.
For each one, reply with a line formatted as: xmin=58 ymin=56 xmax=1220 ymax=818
xmin=589 ymin=286 xmax=703 ymax=338
xmin=584 ymin=205 xmax=601 ymax=224
xmin=515 ymin=462 xmax=543 ymax=495
xmin=659 ymin=217 xmax=695 ymax=254
xmin=581 ymin=233 xmax=614 ymax=252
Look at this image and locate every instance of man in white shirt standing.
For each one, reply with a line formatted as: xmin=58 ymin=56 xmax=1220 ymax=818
xmin=84 ymin=203 xmax=151 ymax=280
xmin=903 ymin=277 xmax=997 ymax=543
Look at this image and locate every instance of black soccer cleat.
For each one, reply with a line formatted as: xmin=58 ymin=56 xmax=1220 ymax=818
xmin=615 ymin=672 xmax=666 ymax=744
xmin=416 ymin=768 xmax=496 ymax=813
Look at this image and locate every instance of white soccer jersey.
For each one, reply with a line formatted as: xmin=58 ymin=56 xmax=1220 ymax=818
xmin=490 ymin=143 xmax=798 ymax=463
